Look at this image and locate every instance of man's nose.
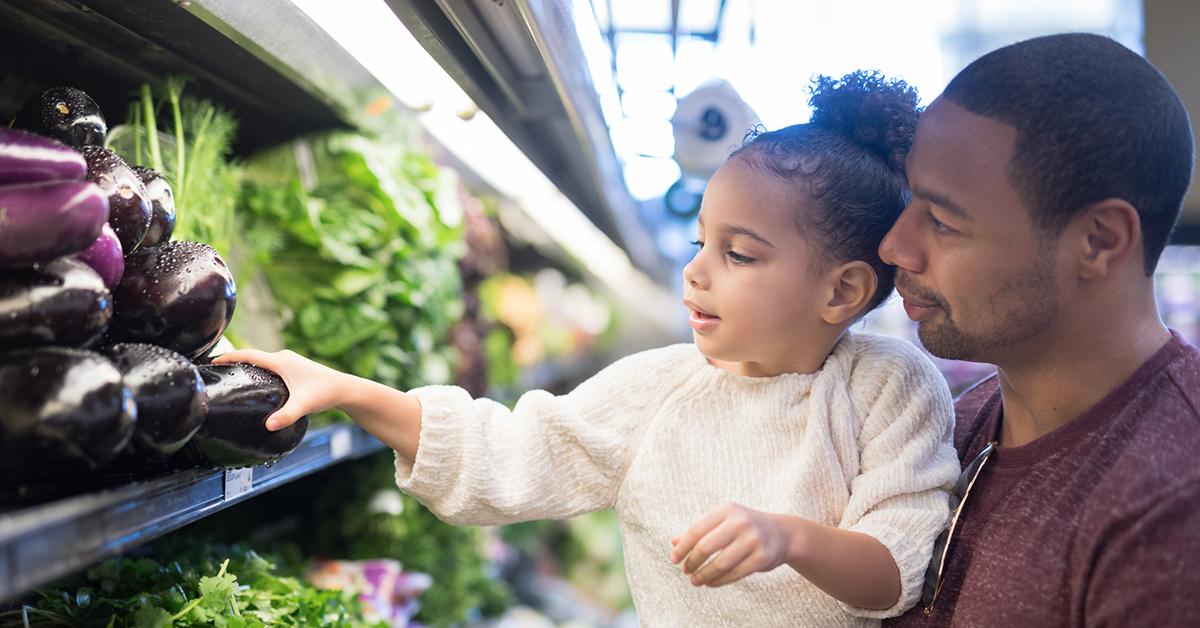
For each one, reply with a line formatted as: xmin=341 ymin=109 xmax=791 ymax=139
xmin=879 ymin=209 xmax=925 ymax=273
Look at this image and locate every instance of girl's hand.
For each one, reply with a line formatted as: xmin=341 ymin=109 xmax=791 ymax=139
xmin=669 ymin=503 xmax=793 ymax=588
xmin=210 ymin=349 xmax=347 ymax=430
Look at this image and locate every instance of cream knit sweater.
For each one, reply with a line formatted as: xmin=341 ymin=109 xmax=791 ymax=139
xmin=396 ymin=332 xmax=959 ymax=627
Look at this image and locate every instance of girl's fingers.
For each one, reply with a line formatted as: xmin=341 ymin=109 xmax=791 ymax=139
xmin=682 ymin=521 xmax=738 ymax=575
xmin=705 ymin=555 xmax=762 ymax=588
xmin=264 ymin=407 xmax=299 ymax=431
xmin=670 ymin=509 xmax=726 ymax=563
xmin=211 ymin=348 xmax=273 ymax=367
xmin=690 ymin=536 xmax=755 ymax=586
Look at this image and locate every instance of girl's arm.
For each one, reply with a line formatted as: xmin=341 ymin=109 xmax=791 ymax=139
xmin=211 ymin=349 xmax=424 ymax=460
xmin=670 ymin=503 xmax=900 ymax=609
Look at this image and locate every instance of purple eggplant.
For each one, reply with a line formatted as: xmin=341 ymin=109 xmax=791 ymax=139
xmin=79 ymin=146 xmax=151 ymax=253
xmin=73 ymin=222 xmax=125 ymax=289
xmin=0 ymin=128 xmax=87 ymax=184
xmin=0 ymin=258 xmax=112 ymax=351
xmin=185 ymin=363 xmax=308 ymax=468
xmin=12 ymin=87 xmax=107 ymax=148
xmin=130 ymin=166 xmax=176 ymax=247
xmin=0 ymin=180 xmax=109 ymax=268
xmin=108 ymin=241 xmax=236 ymax=360
xmin=0 ymin=347 xmax=136 ymax=476
xmin=102 ymin=343 xmax=206 ymax=458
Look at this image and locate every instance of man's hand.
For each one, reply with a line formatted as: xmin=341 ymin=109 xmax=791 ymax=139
xmin=211 ymin=349 xmax=348 ymax=430
xmin=670 ymin=502 xmax=793 ymax=588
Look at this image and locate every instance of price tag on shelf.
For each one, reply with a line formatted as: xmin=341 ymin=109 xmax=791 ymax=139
xmin=224 ymin=468 xmax=253 ymax=500
xmin=330 ymin=428 xmax=352 ymax=461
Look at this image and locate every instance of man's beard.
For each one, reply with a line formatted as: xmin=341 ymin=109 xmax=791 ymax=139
xmin=898 ymin=266 xmax=1058 ymax=363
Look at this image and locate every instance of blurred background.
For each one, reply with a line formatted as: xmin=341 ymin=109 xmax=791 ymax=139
xmin=1 ymin=1 xmax=1195 ymax=626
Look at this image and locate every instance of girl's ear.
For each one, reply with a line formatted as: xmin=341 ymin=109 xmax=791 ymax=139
xmin=821 ymin=261 xmax=876 ymax=325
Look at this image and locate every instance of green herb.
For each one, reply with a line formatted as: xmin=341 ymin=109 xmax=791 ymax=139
xmin=0 ymin=544 xmax=385 ymax=627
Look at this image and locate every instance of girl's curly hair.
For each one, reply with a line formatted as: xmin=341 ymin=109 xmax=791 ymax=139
xmin=733 ymin=70 xmax=922 ymax=312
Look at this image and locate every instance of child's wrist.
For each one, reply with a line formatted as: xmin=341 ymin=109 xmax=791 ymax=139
xmin=773 ymin=513 xmax=814 ymax=568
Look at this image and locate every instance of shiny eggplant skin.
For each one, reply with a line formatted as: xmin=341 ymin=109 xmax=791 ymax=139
xmin=0 ymin=128 xmax=88 ymax=184
xmin=102 ymin=343 xmax=207 ymax=458
xmin=186 ymin=363 xmax=308 ymax=468
xmin=108 ymin=241 xmax=236 ymax=360
xmin=0 ymin=258 xmax=112 ymax=351
xmin=73 ymin=222 xmax=125 ymax=290
xmin=0 ymin=347 xmax=136 ymax=476
xmin=130 ymin=166 xmax=175 ymax=247
xmin=0 ymin=180 xmax=109 ymax=268
xmin=12 ymin=87 xmax=107 ymax=149
xmin=79 ymin=146 xmax=151 ymax=253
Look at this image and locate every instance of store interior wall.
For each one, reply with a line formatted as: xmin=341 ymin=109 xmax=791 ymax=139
xmin=1143 ymin=0 xmax=1200 ymax=225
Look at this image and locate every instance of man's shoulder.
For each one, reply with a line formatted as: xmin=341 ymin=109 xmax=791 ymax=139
xmin=951 ymin=374 xmax=1001 ymax=453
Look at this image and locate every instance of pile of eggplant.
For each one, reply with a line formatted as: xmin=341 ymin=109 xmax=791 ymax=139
xmin=1 ymin=87 xmax=307 ymax=485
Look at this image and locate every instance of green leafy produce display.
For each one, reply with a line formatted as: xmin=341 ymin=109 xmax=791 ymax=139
xmin=304 ymin=453 xmax=510 ymax=626
xmin=239 ymin=133 xmax=465 ymax=421
xmin=0 ymin=543 xmax=385 ymax=627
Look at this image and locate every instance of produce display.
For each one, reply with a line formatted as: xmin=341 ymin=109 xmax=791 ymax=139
xmin=102 ymin=343 xmax=207 ymax=459
xmin=0 ymin=347 xmax=136 ymax=477
xmin=183 ymin=363 xmax=308 ymax=469
xmin=1 ymin=82 xmax=513 ymax=627
xmin=0 ymin=541 xmax=393 ymax=627
xmin=0 ymin=86 xmax=307 ymax=486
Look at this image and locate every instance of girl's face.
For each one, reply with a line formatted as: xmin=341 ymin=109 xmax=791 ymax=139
xmin=682 ymin=158 xmax=835 ymax=377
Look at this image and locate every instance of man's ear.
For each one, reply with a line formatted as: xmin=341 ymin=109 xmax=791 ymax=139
xmin=821 ymin=261 xmax=877 ymax=325
xmin=1072 ymin=199 xmax=1141 ymax=280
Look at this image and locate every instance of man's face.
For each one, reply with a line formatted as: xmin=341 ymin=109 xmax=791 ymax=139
xmin=879 ymin=98 xmax=1061 ymax=363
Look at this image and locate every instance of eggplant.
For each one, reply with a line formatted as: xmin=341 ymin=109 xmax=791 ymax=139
xmin=108 ymin=241 xmax=236 ymax=360
xmin=0 ymin=180 xmax=109 ymax=268
xmin=73 ymin=222 xmax=125 ymax=289
xmin=101 ymin=343 xmax=206 ymax=458
xmin=0 ymin=258 xmax=112 ymax=351
xmin=0 ymin=347 xmax=136 ymax=476
xmin=186 ymin=363 xmax=308 ymax=468
xmin=79 ymin=146 xmax=152 ymax=253
xmin=0 ymin=128 xmax=88 ymax=184
xmin=12 ymin=87 xmax=107 ymax=148
xmin=130 ymin=166 xmax=176 ymax=247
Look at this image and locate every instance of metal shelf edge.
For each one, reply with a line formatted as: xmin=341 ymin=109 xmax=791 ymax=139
xmin=0 ymin=424 xmax=386 ymax=603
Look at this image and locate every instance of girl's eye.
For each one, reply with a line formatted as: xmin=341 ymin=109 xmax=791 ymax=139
xmin=690 ymin=239 xmax=703 ymax=248
xmin=727 ymin=251 xmax=754 ymax=264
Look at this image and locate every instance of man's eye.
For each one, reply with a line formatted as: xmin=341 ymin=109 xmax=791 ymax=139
xmin=929 ymin=213 xmax=952 ymax=233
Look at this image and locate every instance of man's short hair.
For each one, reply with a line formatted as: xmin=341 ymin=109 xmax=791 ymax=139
xmin=942 ymin=32 xmax=1195 ymax=274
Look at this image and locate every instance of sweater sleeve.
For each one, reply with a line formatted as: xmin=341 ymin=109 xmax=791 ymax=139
xmin=394 ymin=346 xmax=685 ymax=526
xmin=837 ymin=338 xmax=960 ymax=619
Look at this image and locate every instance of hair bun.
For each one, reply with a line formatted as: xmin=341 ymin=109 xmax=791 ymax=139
xmin=807 ymin=71 xmax=921 ymax=173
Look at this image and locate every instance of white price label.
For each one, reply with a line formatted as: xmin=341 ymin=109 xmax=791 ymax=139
xmin=224 ymin=468 xmax=253 ymax=500
xmin=330 ymin=428 xmax=352 ymax=460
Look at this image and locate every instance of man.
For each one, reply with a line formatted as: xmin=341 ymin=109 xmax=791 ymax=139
xmin=879 ymin=33 xmax=1200 ymax=626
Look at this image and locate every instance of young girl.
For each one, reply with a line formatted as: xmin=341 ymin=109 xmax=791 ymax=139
xmin=215 ymin=71 xmax=959 ymax=626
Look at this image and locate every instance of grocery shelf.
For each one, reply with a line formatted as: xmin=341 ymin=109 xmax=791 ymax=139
xmin=0 ymin=0 xmax=374 ymax=153
xmin=0 ymin=424 xmax=386 ymax=603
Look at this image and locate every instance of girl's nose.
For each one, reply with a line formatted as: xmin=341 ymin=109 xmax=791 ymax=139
xmin=682 ymin=255 xmax=706 ymax=289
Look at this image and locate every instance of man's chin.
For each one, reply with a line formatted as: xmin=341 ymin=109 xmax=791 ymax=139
xmin=917 ymin=322 xmax=980 ymax=362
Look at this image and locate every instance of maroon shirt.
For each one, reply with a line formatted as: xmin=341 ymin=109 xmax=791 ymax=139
xmin=886 ymin=331 xmax=1200 ymax=627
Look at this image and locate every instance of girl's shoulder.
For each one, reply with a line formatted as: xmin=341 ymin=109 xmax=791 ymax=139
xmin=589 ymin=343 xmax=705 ymax=383
xmin=841 ymin=331 xmax=942 ymax=383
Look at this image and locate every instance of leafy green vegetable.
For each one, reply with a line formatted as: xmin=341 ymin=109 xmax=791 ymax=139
xmin=239 ymin=133 xmax=465 ymax=422
xmin=0 ymin=544 xmax=385 ymax=628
